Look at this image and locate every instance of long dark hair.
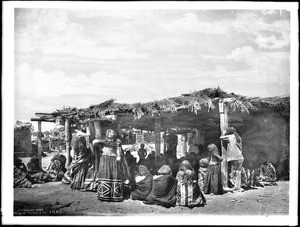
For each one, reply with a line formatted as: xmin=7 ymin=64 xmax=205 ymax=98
xmin=226 ymin=126 xmax=242 ymax=149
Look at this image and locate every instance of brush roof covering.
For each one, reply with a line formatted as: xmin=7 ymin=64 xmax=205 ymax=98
xmin=35 ymin=87 xmax=290 ymax=124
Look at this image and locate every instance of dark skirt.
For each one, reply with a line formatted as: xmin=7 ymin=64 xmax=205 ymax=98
xmin=144 ymin=175 xmax=177 ymax=208
xmin=131 ymin=174 xmax=153 ymax=201
xmin=203 ymin=163 xmax=223 ymax=195
xmin=70 ymin=164 xmax=89 ymax=190
xmin=96 ymin=155 xmax=126 ymax=202
xmin=83 ymin=167 xmax=98 ymax=192
xmin=62 ymin=161 xmax=89 ymax=190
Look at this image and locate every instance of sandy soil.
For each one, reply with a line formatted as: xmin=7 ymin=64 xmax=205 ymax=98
xmin=14 ymin=152 xmax=289 ymax=216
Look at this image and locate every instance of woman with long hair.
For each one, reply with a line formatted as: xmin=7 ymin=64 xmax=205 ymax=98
xmin=203 ymin=144 xmax=223 ymax=195
xmin=220 ymin=126 xmax=244 ymax=192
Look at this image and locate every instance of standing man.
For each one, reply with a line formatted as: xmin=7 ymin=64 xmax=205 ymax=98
xmin=165 ymin=129 xmax=178 ymax=161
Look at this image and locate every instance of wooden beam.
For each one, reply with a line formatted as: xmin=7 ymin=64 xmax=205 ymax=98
xmin=31 ymin=117 xmax=55 ymax=122
xmin=154 ymin=117 xmax=161 ymax=156
xmin=219 ymin=101 xmax=229 ymax=188
xmin=37 ymin=121 xmax=42 ymax=169
xmin=65 ymin=118 xmax=71 ymax=166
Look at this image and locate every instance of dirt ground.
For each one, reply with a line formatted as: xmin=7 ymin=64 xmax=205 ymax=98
xmin=14 ymin=152 xmax=289 ymax=216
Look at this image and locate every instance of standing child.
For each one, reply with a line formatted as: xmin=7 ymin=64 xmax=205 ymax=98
xmin=203 ymin=144 xmax=223 ymax=195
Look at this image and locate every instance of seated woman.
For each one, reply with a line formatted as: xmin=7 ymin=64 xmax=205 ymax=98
xmin=27 ymin=156 xmax=51 ymax=183
xmin=46 ymin=154 xmax=67 ymax=182
xmin=14 ymin=157 xmax=34 ymax=188
xmin=131 ymin=165 xmax=153 ymax=201
xmin=203 ymin=144 xmax=223 ymax=195
xmin=257 ymin=161 xmax=277 ymax=186
xmin=144 ymin=165 xmax=177 ymax=208
xmin=176 ymin=160 xmax=206 ymax=207
xmin=62 ymin=135 xmax=91 ymax=190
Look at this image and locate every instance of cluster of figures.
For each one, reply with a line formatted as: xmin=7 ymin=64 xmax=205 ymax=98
xmin=14 ymin=154 xmax=67 ymax=188
xmin=14 ymin=127 xmax=278 ymax=209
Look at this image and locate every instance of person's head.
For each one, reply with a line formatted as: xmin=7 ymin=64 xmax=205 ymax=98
xmin=126 ymin=150 xmax=131 ymax=156
xmin=179 ymin=160 xmax=193 ymax=172
xmin=158 ymin=165 xmax=172 ymax=175
xmin=138 ymin=165 xmax=149 ymax=176
xmin=225 ymin=126 xmax=237 ymax=135
xmin=168 ymin=129 xmax=176 ymax=134
xmin=184 ymin=169 xmax=196 ymax=182
xmin=199 ymin=157 xmax=209 ymax=168
xmin=207 ymin=143 xmax=218 ymax=154
xmin=76 ymin=135 xmax=86 ymax=151
xmin=190 ymin=130 xmax=196 ymax=136
xmin=140 ymin=143 xmax=145 ymax=148
xmin=106 ymin=129 xmax=117 ymax=140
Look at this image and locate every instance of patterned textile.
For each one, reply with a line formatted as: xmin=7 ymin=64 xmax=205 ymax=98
xmin=62 ymin=137 xmax=90 ymax=189
xmin=96 ymin=155 xmax=128 ymax=201
xmin=14 ymin=166 xmax=32 ymax=188
xmin=27 ymin=157 xmax=51 ymax=183
xmin=198 ymin=167 xmax=207 ymax=191
xmin=131 ymin=165 xmax=153 ymax=201
xmin=176 ymin=169 xmax=206 ymax=207
xmin=47 ymin=158 xmax=66 ymax=181
xmin=260 ymin=162 xmax=277 ymax=181
xmin=176 ymin=181 xmax=206 ymax=207
xmin=97 ymin=178 xmax=124 ymax=202
xmin=256 ymin=162 xmax=277 ymax=186
xmin=144 ymin=174 xmax=177 ymax=208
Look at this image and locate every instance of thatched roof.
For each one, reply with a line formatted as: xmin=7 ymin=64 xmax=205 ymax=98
xmin=14 ymin=121 xmax=33 ymax=130
xmin=33 ymin=88 xmax=290 ymax=128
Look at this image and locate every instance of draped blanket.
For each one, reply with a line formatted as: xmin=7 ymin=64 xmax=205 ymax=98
xmin=62 ymin=136 xmax=90 ymax=190
xmin=144 ymin=174 xmax=177 ymax=208
xmin=131 ymin=165 xmax=153 ymax=201
xmin=176 ymin=161 xmax=206 ymax=207
xmin=14 ymin=166 xmax=32 ymax=188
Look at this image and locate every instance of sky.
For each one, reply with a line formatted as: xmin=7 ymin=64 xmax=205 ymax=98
xmin=14 ymin=7 xmax=292 ymax=125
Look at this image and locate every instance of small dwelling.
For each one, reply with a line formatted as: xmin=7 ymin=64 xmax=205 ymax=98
xmin=14 ymin=121 xmax=32 ymax=157
xmin=31 ymin=87 xmax=290 ymax=183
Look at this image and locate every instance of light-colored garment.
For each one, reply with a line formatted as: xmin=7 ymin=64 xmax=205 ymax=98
xmin=221 ymin=134 xmax=243 ymax=162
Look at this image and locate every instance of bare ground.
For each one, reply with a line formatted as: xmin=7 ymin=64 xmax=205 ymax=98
xmin=14 ymin=152 xmax=289 ymax=216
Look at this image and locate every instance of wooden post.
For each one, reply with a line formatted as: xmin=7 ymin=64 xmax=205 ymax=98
xmin=154 ymin=117 xmax=161 ymax=156
xmin=37 ymin=121 xmax=42 ymax=169
xmin=219 ymin=101 xmax=229 ymax=188
xmin=65 ymin=118 xmax=71 ymax=166
xmin=182 ymin=133 xmax=187 ymax=156
xmin=94 ymin=121 xmax=102 ymax=140
xmin=163 ymin=130 xmax=167 ymax=154
xmin=94 ymin=121 xmax=102 ymax=171
xmin=89 ymin=121 xmax=96 ymax=143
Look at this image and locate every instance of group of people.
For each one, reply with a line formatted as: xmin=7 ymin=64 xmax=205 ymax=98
xmin=14 ymin=154 xmax=67 ymax=188
xmin=14 ymin=126 xmax=278 ymax=208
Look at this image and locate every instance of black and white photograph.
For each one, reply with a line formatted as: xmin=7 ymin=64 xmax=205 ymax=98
xmin=2 ymin=1 xmax=299 ymax=226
